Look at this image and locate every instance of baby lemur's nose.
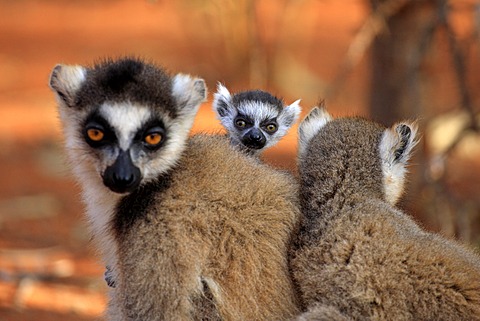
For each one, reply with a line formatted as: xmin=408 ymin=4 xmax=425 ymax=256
xmin=242 ymin=128 xmax=266 ymax=149
xmin=251 ymin=132 xmax=262 ymax=141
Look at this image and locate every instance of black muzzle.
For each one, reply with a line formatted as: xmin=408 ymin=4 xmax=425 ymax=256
xmin=241 ymin=128 xmax=266 ymax=150
xmin=103 ymin=150 xmax=142 ymax=194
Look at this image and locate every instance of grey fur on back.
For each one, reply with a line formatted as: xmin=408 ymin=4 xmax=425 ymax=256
xmin=291 ymin=108 xmax=480 ymax=321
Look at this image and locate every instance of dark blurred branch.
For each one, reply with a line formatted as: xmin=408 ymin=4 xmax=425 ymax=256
xmin=326 ymin=0 xmax=412 ymax=99
xmin=439 ymin=0 xmax=479 ymax=132
xmin=406 ymin=13 xmax=439 ymax=110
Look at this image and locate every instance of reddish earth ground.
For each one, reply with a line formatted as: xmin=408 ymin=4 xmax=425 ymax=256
xmin=0 ymin=1 xmax=478 ymax=320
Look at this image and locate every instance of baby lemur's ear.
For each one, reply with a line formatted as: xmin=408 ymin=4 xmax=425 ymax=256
xmin=379 ymin=121 xmax=419 ymax=205
xmin=49 ymin=64 xmax=87 ymax=107
xmin=172 ymin=74 xmax=207 ymax=115
xmin=298 ymin=106 xmax=332 ymax=157
xmin=212 ymin=83 xmax=235 ymax=119
xmin=278 ymin=99 xmax=302 ymax=128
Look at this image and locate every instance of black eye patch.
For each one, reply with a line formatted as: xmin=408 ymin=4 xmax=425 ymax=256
xmin=83 ymin=112 xmax=117 ymax=148
xmin=134 ymin=118 xmax=168 ymax=151
xmin=235 ymin=114 xmax=254 ymax=126
xmin=260 ymin=117 xmax=278 ymax=127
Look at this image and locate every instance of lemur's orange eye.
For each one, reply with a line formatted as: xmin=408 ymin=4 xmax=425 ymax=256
xmin=235 ymin=119 xmax=246 ymax=128
xmin=144 ymin=133 xmax=163 ymax=146
xmin=265 ymin=124 xmax=277 ymax=132
xmin=87 ymin=128 xmax=104 ymax=141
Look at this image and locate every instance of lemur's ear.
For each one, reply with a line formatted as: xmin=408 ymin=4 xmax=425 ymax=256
xmin=212 ymin=83 xmax=234 ymax=119
xmin=380 ymin=121 xmax=419 ymax=205
xmin=278 ymin=99 xmax=302 ymax=128
xmin=380 ymin=122 xmax=418 ymax=166
xmin=49 ymin=64 xmax=87 ymax=107
xmin=172 ymin=74 xmax=207 ymax=115
xmin=298 ymin=106 xmax=332 ymax=156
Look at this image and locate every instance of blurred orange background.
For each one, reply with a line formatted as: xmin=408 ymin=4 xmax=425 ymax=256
xmin=0 ymin=1 xmax=479 ymax=320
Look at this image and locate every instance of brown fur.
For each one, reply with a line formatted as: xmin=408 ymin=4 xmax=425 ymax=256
xmin=111 ymin=134 xmax=301 ymax=320
xmin=291 ymin=115 xmax=480 ymax=320
xmin=295 ymin=304 xmax=352 ymax=321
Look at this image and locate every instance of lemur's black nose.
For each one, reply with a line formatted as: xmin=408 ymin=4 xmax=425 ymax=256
xmin=250 ymin=132 xmax=262 ymax=141
xmin=103 ymin=150 xmax=142 ymax=194
xmin=242 ymin=128 xmax=266 ymax=149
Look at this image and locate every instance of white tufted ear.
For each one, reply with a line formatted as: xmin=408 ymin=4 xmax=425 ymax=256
xmin=278 ymin=99 xmax=302 ymax=129
xmin=49 ymin=64 xmax=87 ymax=107
xmin=212 ymin=83 xmax=235 ymax=120
xmin=172 ymin=74 xmax=207 ymax=115
xmin=380 ymin=121 xmax=418 ymax=205
xmin=298 ymin=106 xmax=332 ymax=157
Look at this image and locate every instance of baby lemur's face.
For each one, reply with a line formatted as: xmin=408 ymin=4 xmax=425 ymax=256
xmin=50 ymin=58 xmax=206 ymax=194
xmin=213 ymin=85 xmax=301 ymax=153
xmin=231 ymin=100 xmax=283 ymax=151
xmin=298 ymin=107 xmax=418 ymax=205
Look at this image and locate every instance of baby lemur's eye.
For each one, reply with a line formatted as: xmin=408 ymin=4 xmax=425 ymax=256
xmin=265 ymin=123 xmax=277 ymax=133
xmin=235 ymin=119 xmax=247 ymax=128
xmin=87 ymin=128 xmax=105 ymax=142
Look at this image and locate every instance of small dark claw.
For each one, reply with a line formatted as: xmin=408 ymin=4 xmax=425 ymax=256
xmin=105 ymin=265 xmax=116 ymax=288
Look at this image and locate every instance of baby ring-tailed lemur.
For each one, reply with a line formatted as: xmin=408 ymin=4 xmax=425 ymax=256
xmin=213 ymin=83 xmax=301 ymax=156
xmin=50 ymin=57 xmax=300 ymax=320
xmin=290 ymin=107 xmax=480 ymax=320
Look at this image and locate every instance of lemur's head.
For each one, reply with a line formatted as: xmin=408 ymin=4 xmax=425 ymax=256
xmin=298 ymin=107 xmax=418 ymax=205
xmin=213 ymin=84 xmax=301 ymax=154
xmin=50 ymin=57 xmax=206 ymax=194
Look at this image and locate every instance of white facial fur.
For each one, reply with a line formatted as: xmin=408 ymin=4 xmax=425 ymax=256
xmin=379 ymin=122 xmax=418 ymax=205
xmin=298 ymin=107 xmax=332 ymax=157
xmin=101 ymin=102 xmax=152 ymax=151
